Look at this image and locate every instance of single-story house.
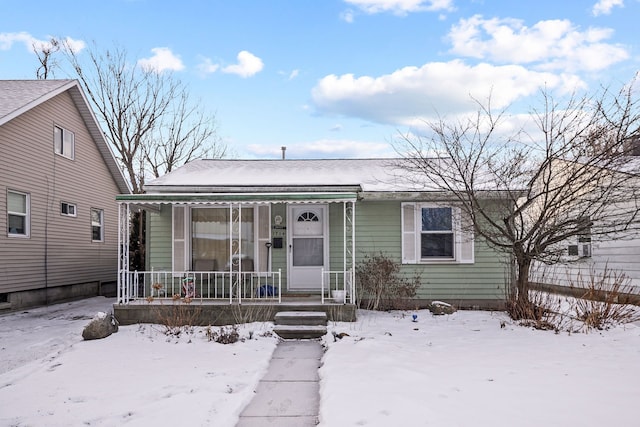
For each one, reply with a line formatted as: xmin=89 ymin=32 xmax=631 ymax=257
xmin=114 ymin=158 xmax=511 ymax=324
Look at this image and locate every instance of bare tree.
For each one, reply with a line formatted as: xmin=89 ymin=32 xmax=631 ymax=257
xmin=34 ymin=37 xmax=61 ymax=79
xmin=63 ymin=42 xmax=224 ymax=193
xmin=397 ymin=83 xmax=640 ymax=319
xmin=142 ymin=91 xmax=226 ymax=180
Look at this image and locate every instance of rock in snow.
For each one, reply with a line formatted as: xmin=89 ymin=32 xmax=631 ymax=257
xmin=429 ymin=300 xmax=457 ymax=315
xmin=82 ymin=312 xmax=119 ymax=340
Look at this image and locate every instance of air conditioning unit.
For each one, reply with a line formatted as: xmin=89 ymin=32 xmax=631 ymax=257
xmin=567 ymin=243 xmax=592 ymax=258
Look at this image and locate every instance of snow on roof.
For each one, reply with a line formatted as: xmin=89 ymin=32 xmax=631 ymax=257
xmin=144 ymin=158 xmax=435 ymax=193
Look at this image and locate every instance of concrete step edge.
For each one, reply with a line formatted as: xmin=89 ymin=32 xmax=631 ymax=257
xmin=274 ymin=311 xmax=328 ymax=318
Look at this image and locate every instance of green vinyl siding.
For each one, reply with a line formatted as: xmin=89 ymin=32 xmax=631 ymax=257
xmin=144 ymin=199 xmax=508 ymax=302
xmin=147 ymin=205 xmax=173 ymax=271
xmin=352 ymin=200 xmax=508 ymax=301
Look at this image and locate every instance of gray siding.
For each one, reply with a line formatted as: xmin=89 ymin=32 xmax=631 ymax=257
xmin=0 ymin=91 xmax=121 ymax=294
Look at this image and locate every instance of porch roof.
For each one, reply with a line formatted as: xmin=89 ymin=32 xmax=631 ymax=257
xmin=116 ymin=192 xmax=358 ymax=204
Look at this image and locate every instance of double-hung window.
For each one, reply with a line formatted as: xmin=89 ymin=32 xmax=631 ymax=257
xmin=402 ymin=203 xmax=474 ymax=264
xmin=420 ymin=207 xmax=454 ymax=258
xmin=54 ymin=125 xmax=74 ymax=159
xmin=91 ymin=208 xmax=104 ymax=242
xmin=7 ymin=190 xmax=30 ymax=237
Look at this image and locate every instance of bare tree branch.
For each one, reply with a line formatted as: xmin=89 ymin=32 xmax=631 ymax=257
xmin=396 ymin=82 xmax=640 ymax=319
xmin=61 ymin=42 xmax=225 ymax=193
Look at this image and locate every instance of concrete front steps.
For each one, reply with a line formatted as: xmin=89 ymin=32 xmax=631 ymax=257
xmin=273 ymin=311 xmax=327 ymax=339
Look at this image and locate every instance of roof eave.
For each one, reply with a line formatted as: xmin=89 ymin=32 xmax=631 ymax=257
xmin=143 ymin=184 xmax=363 ymax=193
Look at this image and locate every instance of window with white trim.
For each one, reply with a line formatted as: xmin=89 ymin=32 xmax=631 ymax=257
xmin=91 ymin=208 xmax=104 ymax=242
xmin=421 ymin=207 xmax=454 ymax=258
xmin=7 ymin=190 xmax=30 ymax=237
xmin=54 ymin=125 xmax=74 ymax=159
xmin=401 ymin=203 xmax=474 ymax=264
xmin=61 ymin=202 xmax=77 ymax=217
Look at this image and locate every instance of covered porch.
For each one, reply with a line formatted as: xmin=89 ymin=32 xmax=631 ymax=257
xmin=115 ymin=192 xmax=358 ymax=318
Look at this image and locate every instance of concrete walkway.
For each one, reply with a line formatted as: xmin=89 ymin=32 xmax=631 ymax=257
xmin=236 ymin=340 xmax=323 ymax=426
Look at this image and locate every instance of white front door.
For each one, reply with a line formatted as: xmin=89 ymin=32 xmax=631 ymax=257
xmin=288 ymin=204 xmax=328 ymax=290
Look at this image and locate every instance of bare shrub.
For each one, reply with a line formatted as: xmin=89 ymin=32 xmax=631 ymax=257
xmin=156 ymin=301 xmax=202 ymax=336
xmin=207 ymin=325 xmax=240 ymax=344
xmin=569 ymin=267 xmax=640 ymax=331
xmin=507 ymin=288 xmax=572 ymax=332
xmin=230 ymin=303 xmax=275 ymax=325
xmin=356 ymin=252 xmax=420 ymax=311
xmin=507 ymin=265 xmax=640 ymax=332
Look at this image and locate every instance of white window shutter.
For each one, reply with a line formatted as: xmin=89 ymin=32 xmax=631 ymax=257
xmin=401 ymin=203 xmax=417 ymax=263
xmin=456 ymin=207 xmax=474 ymax=264
xmin=173 ymin=205 xmax=186 ymax=272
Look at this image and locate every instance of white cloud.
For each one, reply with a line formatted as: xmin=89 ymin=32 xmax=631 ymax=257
xmin=340 ymin=9 xmax=355 ymax=22
xmin=288 ymin=69 xmax=299 ymax=80
xmin=246 ymin=139 xmax=394 ymax=159
xmin=448 ymin=15 xmax=629 ymax=72
xmin=312 ymin=60 xmax=585 ymax=125
xmin=592 ymin=0 xmax=624 ymax=16
xmin=137 ymin=47 xmax=185 ymax=73
xmin=344 ymin=0 xmax=454 ymax=15
xmin=197 ymin=57 xmax=220 ymax=74
xmin=59 ymin=37 xmax=85 ymax=54
xmin=222 ymin=50 xmax=264 ymax=78
xmin=0 ymin=31 xmax=37 ymax=51
xmin=0 ymin=32 xmax=85 ymax=54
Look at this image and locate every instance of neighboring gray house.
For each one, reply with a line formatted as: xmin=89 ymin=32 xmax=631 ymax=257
xmin=533 ymin=153 xmax=640 ymax=294
xmin=114 ymin=159 xmax=511 ymax=324
xmin=0 ymin=80 xmax=130 ymax=310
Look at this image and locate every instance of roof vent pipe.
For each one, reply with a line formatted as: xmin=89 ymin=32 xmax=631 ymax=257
xmin=281 ymin=146 xmax=286 ymax=160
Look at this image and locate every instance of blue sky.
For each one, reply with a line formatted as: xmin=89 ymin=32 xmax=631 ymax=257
xmin=1 ymin=0 xmax=638 ymax=159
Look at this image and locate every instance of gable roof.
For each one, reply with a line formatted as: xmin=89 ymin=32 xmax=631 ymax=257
xmin=0 ymin=79 xmax=130 ymax=194
xmin=144 ymin=158 xmax=436 ymax=193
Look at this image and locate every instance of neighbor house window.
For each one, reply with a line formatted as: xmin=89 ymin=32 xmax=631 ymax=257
xmin=568 ymin=216 xmax=592 ymax=257
xmin=91 ymin=208 xmax=103 ymax=242
xmin=61 ymin=202 xmax=76 ymax=217
xmin=7 ymin=190 xmax=30 ymax=237
xmin=54 ymin=125 xmax=74 ymax=159
xmin=401 ymin=203 xmax=474 ymax=264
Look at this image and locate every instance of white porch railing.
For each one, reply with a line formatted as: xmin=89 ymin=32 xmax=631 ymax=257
xmin=321 ymin=268 xmax=356 ymax=304
xmin=118 ymin=269 xmax=282 ymax=304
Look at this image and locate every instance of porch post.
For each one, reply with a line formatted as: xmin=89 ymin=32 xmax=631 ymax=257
xmin=117 ymin=202 xmax=131 ymax=304
xmin=345 ymin=201 xmax=356 ymax=303
xmin=230 ymin=203 xmax=242 ymax=304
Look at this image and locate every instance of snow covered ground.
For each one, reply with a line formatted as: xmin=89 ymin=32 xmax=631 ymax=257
xmin=1 ymin=297 xmax=639 ymax=426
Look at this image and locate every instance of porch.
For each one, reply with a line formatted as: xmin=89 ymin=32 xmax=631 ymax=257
xmin=113 ymin=295 xmax=357 ymax=326
xmin=115 ymin=192 xmax=358 ymax=323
